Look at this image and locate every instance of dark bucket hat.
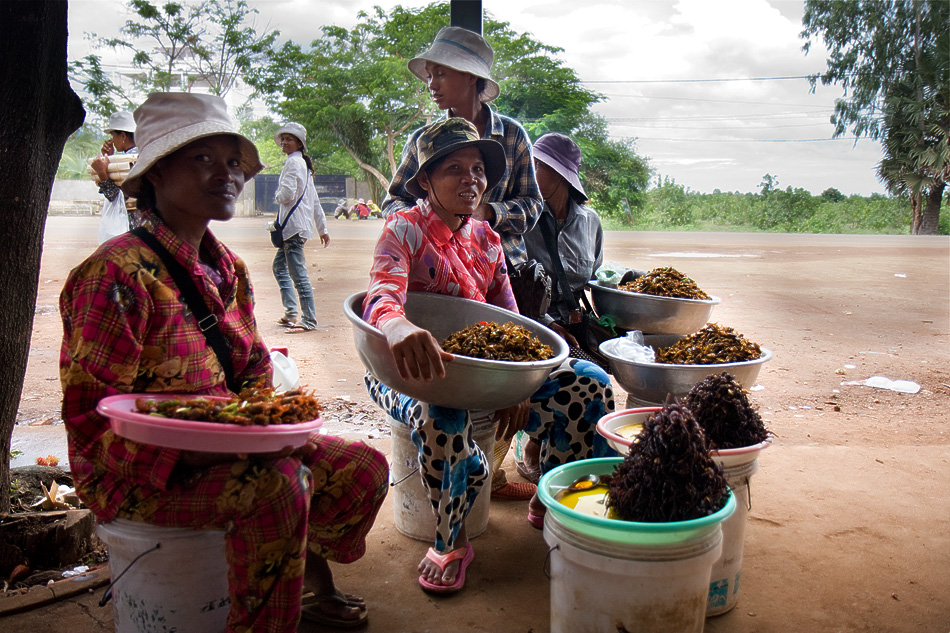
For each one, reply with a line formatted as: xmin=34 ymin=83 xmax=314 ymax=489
xmin=533 ymin=132 xmax=586 ymax=200
xmin=403 ymin=118 xmax=507 ymax=199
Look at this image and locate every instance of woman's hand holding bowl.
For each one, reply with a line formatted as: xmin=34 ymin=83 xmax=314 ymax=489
xmin=494 ymin=399 xmax=530 ymax=442
xmin=381 ymin=316 xmax=454 ymax=382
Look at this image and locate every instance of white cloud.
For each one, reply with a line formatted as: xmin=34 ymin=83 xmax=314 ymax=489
xmin=67 ymin=0 xmax=887 ymax=195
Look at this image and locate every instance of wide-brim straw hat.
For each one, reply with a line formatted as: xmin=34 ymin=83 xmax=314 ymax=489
xmin=103 ymin=111 xmax=136 ymax=134
xmin=122 ymin=92 xmax=264 ymax=198
xmin=533 ymin=132 xmax=586 ymax=200
xmin=403 ymin=117 xmax=506 ymax=200
xmin=408 ymin=26 xmax=500 ymax=103
xmin=274 ymin=122 xmax=307 ymax=151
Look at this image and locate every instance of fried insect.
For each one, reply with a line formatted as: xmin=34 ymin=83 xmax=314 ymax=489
xmin=441 ymin=321 xmax=554 ymax=362
xmin=134 ymin=383 xmax=322 ymax=426
xmin=619 ymin=266 xmax=711 ymax=300
xmin=685 ymin=372 xmax=771 ymax=449
xmin=606 ymin=403 xmax=728 ymax=522
xmin=655 ymin=323 xmax=762 ymax=365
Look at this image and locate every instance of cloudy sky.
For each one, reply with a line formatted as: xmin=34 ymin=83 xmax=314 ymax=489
xmin=67 ymin=0 xmax=887 ymax=196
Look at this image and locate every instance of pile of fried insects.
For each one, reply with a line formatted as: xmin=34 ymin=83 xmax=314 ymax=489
xmin=619 ymin=266 xmax=711 ymax=300
xmin=685 ymin=372 xmax=771 ymax=450
xmin=134 ymin=382 xmax=322 ymax=426
xmin=655 ymin=323 xmax=762 ymax=364
xmin=441 ymin=321 xmax=554 ymax=361
xmin=607 ymin=402 xmax=729 ymax=522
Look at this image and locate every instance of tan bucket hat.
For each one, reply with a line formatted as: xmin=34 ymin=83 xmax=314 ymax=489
xmin=121 ymin=92 xmax=264 ymax=198
xmin=408 ymin=26 xmax=500 ymax=103
xmin=403 ymin=118 xmax=507 ymax=199
xmin=274 ymin=122 xmax=307 ymax=151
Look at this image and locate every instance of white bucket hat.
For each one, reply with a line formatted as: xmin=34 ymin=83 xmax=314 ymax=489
xmin=408 ymin=26 xmax=500 ymax=103
xmin=121 ymin=92 xmax=264 ymax=198
xmin=274 ymin=122 xmax=307 ymax=151
xmin=103 ymin=111 xmax=136 ymax=134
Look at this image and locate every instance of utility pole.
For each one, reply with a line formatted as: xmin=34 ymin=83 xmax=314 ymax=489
xmin=450 ymin=0 xmax=482 ymax=35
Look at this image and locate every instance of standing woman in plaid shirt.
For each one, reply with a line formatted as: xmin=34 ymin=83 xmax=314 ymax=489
xmin=59 ymin=93 xmax=387 ymax=632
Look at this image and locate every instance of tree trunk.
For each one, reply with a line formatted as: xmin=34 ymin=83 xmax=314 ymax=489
xmin=917 ymin=183 xmax=944 ymax=235
xmin=909 ymin=191 xmax=923 ymax=234
xmin=0 ymin=0 xmax=85 ymax=514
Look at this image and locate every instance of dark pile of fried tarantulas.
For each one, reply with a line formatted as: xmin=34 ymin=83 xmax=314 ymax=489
xmin=685 ymin=372 xmax=771 ymax=450
xmin=607 ymin=403 xmax=729 ymax=522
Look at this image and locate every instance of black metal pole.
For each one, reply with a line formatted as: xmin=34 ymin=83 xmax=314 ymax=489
xmin=450 ymin=0 xmax=482 ymax=35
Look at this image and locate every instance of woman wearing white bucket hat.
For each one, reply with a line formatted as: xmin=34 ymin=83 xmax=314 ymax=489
xmin=272 ymin=121 xmax=329 ymax=332
xmin=381 ymin=26 xmax=541 ymax=270
xmin=60 ymin=92 xmax=388 ymax=632
xmin=91 ymin=110 xmax=138 ymax=243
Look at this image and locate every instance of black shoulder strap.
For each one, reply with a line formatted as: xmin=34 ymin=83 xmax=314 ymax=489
xmin=538 ymin=213 xmax=581 ymax=312
xmin=277 ymin=192 xmax=306 ymax=231
xmin=132 ymin=227 xmax=238 ymax=393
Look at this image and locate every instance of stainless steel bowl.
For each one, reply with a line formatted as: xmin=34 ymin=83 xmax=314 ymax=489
xmin=344 ymin=291 xmax=569 ymax=410
xmin=600 ymin=334 xmax=772 ymax=405
xmin=587 ymin=280 xmax=721 ymax=335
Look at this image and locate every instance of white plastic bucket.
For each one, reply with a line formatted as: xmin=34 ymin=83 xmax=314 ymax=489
xmin=97 ymin=519 xmax=229 ymax=633
xmin=389 ymin=412 xmax=496 ymax=541
xmin=544 ymin=513 xmax=723 ymax=633
xmin=706 ymin=457 xmax=760 ymax=616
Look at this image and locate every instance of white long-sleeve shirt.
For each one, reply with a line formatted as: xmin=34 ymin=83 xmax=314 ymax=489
xmin=274 ymin=151 xmax=327 ymax=240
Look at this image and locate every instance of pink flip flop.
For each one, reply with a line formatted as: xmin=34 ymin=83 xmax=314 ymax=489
xmin=418 ymin=544 xmax=474 ymax=594
xmin=527 ymin=509 xmax=545 ymax=529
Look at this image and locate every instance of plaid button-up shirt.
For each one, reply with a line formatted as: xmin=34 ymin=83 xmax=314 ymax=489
xmin=381 ymin=104 xmax=542 ymax=267
xmin=59 ymin=216 xmax=272 ymax=521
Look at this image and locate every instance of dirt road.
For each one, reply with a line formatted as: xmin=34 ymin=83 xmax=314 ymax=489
xmin=12 ymin=216 xmax=949 ymax=633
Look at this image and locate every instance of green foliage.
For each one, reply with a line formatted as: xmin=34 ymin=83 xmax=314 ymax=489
xmin=801 ymin=0 xmax=949 ymax=233
xmin=600 ymin=174 xmax=922 ymax=235
xmin=56 ymin=123 xmax=107 ymax=180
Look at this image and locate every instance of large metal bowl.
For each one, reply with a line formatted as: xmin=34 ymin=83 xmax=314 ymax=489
xmin=600 ymin=333 xmax=772 ymax=405
xmin=344 ymin=291 xmax=569 ymax=410
xmin=587 ymin=280 xmax=721 ymax=334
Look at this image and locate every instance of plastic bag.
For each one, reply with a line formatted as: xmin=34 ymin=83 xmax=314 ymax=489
xmin=595 ymin=261 xmax=627 ymax=288
xmin=600 ymin=330 xmax=656 ymax=363
xmin=98 ymin=193 xmax=130 ymax=244
xmin=270 ymin=350 xmax=301 ymax=393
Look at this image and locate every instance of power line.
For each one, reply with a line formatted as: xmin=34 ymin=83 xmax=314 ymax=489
xmin=582 ymin=75 xmax=814 ymax=84
xmin=604 ymin=109 xmax=832 ymax=122
xmin=617 ymin=136 xmax=863 ymax=143
xmin=599 ymin=93 xmax=830 ymax=108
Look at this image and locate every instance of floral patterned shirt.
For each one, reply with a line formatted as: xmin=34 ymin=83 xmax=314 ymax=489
xmin=363 ymin=200 xmax=518 ymax=327
xmin=59 ymin=215 xmax=271 ymax=521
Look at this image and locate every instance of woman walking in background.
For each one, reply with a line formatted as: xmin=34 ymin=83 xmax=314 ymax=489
xmin=273 ymin=122 xmax=330 ymax=332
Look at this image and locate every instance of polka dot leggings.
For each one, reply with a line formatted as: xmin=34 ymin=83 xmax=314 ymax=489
xmin=366 ymin=357 xmax=616 ymax=551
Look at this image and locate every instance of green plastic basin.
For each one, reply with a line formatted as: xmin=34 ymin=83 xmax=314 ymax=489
xmin=538 ymin=457 xmax=736 ymax=545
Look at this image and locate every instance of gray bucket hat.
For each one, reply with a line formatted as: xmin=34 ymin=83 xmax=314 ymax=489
xmin=274 ymin=122 xmax=307 ymax=151
xmin=103 ymin=111 xmax=136 ymax=134
xmin=402 ymin=118 xmax=507 ymax=199
xmin=408 ymin=26 xmax=500 ymax=103
xmin=533 ymin=132 xmax=587 ymax=200
xmin=121 ymin=92 xmax=264 ymax=198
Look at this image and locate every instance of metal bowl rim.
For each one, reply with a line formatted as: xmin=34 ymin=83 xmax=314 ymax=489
xmin=599 ymin=342 xmax=773 ymax=369
xmin=587 ymin=280 xmax=722 ymax=305
xmin=344 ymin=291 xmax=569 ymax=369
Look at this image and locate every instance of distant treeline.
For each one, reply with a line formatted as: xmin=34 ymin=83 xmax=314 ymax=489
xmin=602 ymin=179 xmax=949 ymax=235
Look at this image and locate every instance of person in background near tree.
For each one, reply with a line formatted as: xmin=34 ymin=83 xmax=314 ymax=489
xmin=381 ymin=26 xmax=543 ymax=502
xmin=273 ymin=122 xmax=330 ymax=333
xmin=366 ymin=199 xmax=383 ymax=218
xmin=91 ymin=111 xmax=138 ymax=243
xmin=333 ymin=198 xmax=349 ymax=219
xmin=60 ymin=92 xmax=388 ymax=632
xmin=350 ymin=198 xmax=370 ymax=219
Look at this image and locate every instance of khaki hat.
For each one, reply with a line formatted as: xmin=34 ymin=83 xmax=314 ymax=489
xmin=121 ymin=92 xmax=264 ymax=198
xmin=274 ymin=122 xmax=307 ymax=151
xmin=533 ymin=133 xmax=586 ymax=200
xmin=403 ymin=118 xmax=506 ymax=199
xmin=103 ymin=111 xmax=136 ymax=134
xmin=408 ymin=26 xmax=500 ymax=103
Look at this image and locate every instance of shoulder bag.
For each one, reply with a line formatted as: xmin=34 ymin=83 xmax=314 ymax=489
xmin=270 ymin=192 xmax=305 ymax=248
